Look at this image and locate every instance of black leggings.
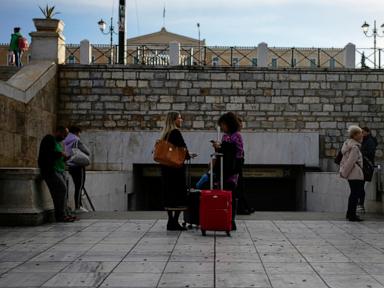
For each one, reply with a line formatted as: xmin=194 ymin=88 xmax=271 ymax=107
xmin=224 ymin=182 xmax=238 ymax=221
xmin=43 ymin=171 xmax=67 ymax=221
xmin=347 ymin=180 xmax=365 ymax=218
xmin=68 ymin=166 xmax=86 ymax=209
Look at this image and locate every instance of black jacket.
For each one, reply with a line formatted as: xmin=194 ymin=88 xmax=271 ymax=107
xmin=361 ymin=135 xmax=378 ymax=163
xmin=38 ymin=135 xmax=63 ymax=174
xmin=216 ymin=141 xmax=242 ymax=181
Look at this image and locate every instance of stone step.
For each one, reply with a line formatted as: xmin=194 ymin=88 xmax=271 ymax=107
xmin=0 ymin=66 xmax=20 ymax=81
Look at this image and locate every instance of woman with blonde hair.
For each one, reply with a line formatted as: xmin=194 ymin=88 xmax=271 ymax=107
xmin=340 ymin=125 xmax=365 ymax=222
xmin=160 ymin=111 xmax=190 ymax=230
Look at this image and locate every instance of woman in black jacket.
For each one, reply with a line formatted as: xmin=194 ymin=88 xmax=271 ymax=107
xmin=160 ymin=111 xmax=190 ymax=231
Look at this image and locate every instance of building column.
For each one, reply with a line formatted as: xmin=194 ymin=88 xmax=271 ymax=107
xmin=80 ymin=39 xmax=92 ymax=64
xmin=257 ymin=42 xmax=268 ymax=68
xmin=343 ymin=43 xmax=356 ymax=69
xmin=29 ymin=19 xmax=65 ymax=64
xmin=169 ymin=41 xmax=180 ymax=66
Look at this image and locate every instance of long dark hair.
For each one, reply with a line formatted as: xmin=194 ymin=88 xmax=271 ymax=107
xmin=218 ymin=112 xmax=241 ymax=134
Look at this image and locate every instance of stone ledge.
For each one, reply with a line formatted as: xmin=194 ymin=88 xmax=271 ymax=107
xmin=0 ymin=210 xmax=55 ymax=226
xmin=0 ymin=61 xmax=57 ymax=103
xmin=0 ymin=167 xmax=54 ymax=226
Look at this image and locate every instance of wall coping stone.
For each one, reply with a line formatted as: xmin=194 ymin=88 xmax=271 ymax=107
xmin=0 ymin=61 xmax=57 ymax=103
xmin=58 ymin=64 xmax=382 ymax=73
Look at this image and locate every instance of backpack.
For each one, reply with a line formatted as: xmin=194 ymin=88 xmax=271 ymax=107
xmin=18 ymin=36 xmax=29 ymax=52
xmin=334 ymin=150 xmax=343 ymax=165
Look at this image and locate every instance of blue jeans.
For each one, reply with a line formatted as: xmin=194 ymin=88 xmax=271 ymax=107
xmin=13 ymin=50 xmax=22 ymax=67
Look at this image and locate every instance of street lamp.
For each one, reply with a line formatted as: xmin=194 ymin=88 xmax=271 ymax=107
xmin=197 ymin=23 xmax=201 ymax=64
xmin=361 ymin=20 xmax=384 ymax=68
xmin=98 ymin=17 xmax=118 ymax=64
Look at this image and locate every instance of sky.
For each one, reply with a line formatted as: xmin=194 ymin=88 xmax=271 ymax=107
xmin=1 ymin=0 xmax=384 ymax=48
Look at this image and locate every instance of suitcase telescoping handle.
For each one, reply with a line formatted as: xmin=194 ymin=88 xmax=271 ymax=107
xmin=210 ymin=152 xmax=224 ymax=190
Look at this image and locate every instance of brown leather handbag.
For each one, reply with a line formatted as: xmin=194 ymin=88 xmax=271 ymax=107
xmin=153 ymin=139 xmax=187 ymax=168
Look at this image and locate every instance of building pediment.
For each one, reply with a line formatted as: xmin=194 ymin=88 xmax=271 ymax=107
xmin=127 ymin=27 xmax=204 ymax=46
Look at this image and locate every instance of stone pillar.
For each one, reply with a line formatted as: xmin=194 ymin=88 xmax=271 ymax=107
xmin=169 ymin=41 xmax=180 ymax=66
xmin=29 ymin=19 xmax=65 ymax=64
xmin=257 ymin=42 xmax=268 ymax=67
xmin=0 ymin=168 xmax=54 ymax=225
xmin=343 ymin=43 xmax=356 ymax=69
xmin=80 ymin=39 xmax=92 ymax=64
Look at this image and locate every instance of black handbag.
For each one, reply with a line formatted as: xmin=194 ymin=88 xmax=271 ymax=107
xmin=362 ymin=156 xmax=375 ymax=182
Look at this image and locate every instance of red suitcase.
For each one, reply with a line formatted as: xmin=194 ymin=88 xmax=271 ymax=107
xmin=200 ymin=153 xmax=232 ymax=236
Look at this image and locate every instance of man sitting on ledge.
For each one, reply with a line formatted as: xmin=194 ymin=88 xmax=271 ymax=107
xmin=38 ymin=126 xmax=76 ymax=222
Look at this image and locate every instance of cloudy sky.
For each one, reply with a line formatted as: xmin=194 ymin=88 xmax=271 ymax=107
xmin=1 ymin=0 xmax=384 ymax=48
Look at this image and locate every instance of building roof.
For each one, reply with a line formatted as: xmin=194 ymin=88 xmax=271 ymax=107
xmin=127 ymin=27 xmax=205 ymax=46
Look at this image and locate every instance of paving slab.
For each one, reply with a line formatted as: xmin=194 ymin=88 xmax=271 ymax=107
xmin=100 ymin=272 xmax=162 ymax=288
xmin=1 ymin=216 xmax=384 ymax=287
xmin=42 ymin=272 xmax=108 ymax=287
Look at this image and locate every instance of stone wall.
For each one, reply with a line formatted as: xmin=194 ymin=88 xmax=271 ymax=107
xmin=0 ymin=76 xmax=57 ymax=167
xmin=58 ymin=65 xmax=384 ymax=162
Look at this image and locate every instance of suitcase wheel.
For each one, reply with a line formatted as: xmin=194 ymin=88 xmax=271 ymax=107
xmin=201 ymin=230 xmax=206 ymax=236
xmin=226 ymin=231 xmax=231 ymax=237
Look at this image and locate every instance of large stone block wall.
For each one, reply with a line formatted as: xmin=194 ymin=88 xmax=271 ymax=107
xmin=0 ymin=77 xmax=57 ymax=167
xmin=58 ymin=66 xmax=384 ymax=161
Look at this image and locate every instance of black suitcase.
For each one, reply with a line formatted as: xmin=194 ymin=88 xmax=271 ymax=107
xmin=183 ymin=159 xmax=200 ymax=228
xmin=183 ymin=189 xmax=200 ymax=227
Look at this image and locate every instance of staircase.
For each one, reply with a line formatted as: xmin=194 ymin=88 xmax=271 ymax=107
xmin=0 ymin=66 xmax=20 ymax=81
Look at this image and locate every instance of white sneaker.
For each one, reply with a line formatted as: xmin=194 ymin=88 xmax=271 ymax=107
xmin=75 ymin=207 xmax=89 ymax=213
xmin=357 ymin=205 xmax=366 ymax=215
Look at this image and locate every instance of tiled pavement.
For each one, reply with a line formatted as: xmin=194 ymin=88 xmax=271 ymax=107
xmin=2 ymin=219 xmax=384 ymax=287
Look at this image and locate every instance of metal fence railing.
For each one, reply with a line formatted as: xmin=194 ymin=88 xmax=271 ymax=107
xmin=1 ymin=41 xmax=383 ymax=69
xmin=127 ymin=45 xmax=170 ymax=65
xmin=267 ymin=47 xmax=346 ymax=68
xmin=91 ymin=44 xmax=118 ymax=64
xmin=59 ymin=43 xmax=384 ymax=69
xmin=356 ymin=48 xmax=383 ymax=69
xmin=65 ymin=44 xmax=80 ymax=64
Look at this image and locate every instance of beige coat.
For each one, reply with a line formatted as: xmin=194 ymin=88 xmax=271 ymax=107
xmin=339 ymin=139 xmax=364 ymax=180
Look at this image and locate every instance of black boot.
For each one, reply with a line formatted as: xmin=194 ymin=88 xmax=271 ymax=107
xmin=348 ymin=216 xmax=363 ymax=222
xmin=232 ymin=220 xmax=237 ymax=231
xmin=172 ymin=210 xmax=186 ymax=231
xmin=167 ymin=211 xmax=174 ymax=230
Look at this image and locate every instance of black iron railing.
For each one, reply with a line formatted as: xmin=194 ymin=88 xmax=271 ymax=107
xmin=65 ymin=44 xmax=80 ymax=64
xmin=267 ymin=47 xmax=346 ymax=68
xmin=356 ymin=48 xmax=383 ymax=69
xmin=59 ymin=43 xmax=384 ymax=69
xmin=91 ymin=44 xmax=118 ymax=64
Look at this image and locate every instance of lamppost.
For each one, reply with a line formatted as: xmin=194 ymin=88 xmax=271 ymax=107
xmin=197 ymin=23 xmax=201 ymax=64
xmin=361 ymin=20 xmax=384 ymax=68
xmin=98 ymin=17 xmax=118 ymax=64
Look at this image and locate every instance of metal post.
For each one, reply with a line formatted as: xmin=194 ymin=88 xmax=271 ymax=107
xmin=135 ymin=46 xmax=139 ymax=64
xmin=230 ymin=47 xmax=234 ymax=67
xmin=197 ymin=23 xmax=201 ymax=65
xmin=317 ymin=48 xmax=321 ymax=68
xmin=109 ymin=17 xmax=114 ymax=64
xmin=118 ymin=0 xmax=126 ymax=64
xmin=141 ymin=45 xmax=145 ymax=64
xmin=220 ymin=154 xmax=223 ymax=190
xmin=204 ymin=46 xmax=207 ymax=66
xmin=291 ymin=48 xmax=294 ymax=67
xmin=374 ymin=20 xmax=377 ymax=69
